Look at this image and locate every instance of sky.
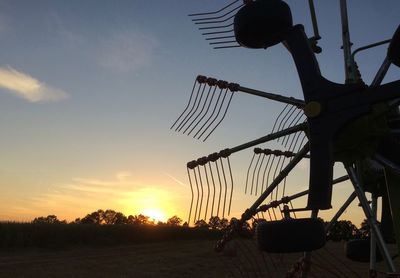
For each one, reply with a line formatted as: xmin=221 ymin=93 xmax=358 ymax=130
xmin=0 ymin=0 xmax=399 ymax=225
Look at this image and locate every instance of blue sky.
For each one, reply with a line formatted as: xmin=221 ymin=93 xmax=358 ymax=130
xmin=0 ymin=0 xmax=399 ymax=224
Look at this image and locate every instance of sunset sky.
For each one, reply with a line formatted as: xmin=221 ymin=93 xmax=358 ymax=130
xmin=0 ymin=0 xmax=399 ymax=225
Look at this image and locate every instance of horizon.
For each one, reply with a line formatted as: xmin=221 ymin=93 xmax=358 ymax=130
xmin=0 ymin=1 xmax=399 ymax=229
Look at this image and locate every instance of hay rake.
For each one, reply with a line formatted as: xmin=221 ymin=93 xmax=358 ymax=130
xmin=171 ymin=0 xmax=400 ymax=277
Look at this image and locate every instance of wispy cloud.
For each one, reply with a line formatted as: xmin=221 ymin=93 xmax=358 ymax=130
xmin=0 ymin=66 xmax=69 ymax=102
xmin=97 ymin=30 xmax=159 ymax=71
xmin=163 ymin=172 xmax=187 ymax=187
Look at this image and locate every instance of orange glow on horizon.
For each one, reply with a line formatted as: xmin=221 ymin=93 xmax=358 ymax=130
xmin=142 ymin=208 xmax=167 ymax=223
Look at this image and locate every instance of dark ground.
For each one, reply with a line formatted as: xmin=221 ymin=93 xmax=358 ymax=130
xmin=0 ymin=240 xmax=398 ymax=277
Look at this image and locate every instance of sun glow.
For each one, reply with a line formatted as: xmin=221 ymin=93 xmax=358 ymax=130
xmin=142 ymin=208 xmax=167 ymax=223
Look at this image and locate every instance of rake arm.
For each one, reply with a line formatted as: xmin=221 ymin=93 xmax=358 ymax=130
xmin=172 ymin=74 xmax=305 ymax=141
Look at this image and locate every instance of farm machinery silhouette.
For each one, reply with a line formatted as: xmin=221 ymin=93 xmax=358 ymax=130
xmin=171 ymin=0 xmax=400 ymax=276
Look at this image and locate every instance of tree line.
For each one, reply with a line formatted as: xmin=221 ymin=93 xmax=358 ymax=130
xmin=32 ymin=209 xmax=184 ymax=226
xmin=31 ymin=209 xmax=374 ymax=241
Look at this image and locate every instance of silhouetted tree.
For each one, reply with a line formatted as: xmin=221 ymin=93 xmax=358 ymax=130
xmin=220 ymin=218 xmax=229 ymax=230
xmin=167 ymin=215 xmax=182 ymax=226
xmin=32 ymin=215 xmax=66 ymax=224
xmin=126 ymin=214 xmax=149 ymax=225
xmin=327 ymin=220 xmax=359 ymax=241
xmin=208 ymin=216 xmax=230 ymax=230
xmin=80 ymin=209 xmax=104 ymax=224
xmin=209 ymin=216 xmax=222 ymax=230
xmin=359 ymin=219 xmax=370 ymax=239
xmin=194 ymin=219 xmax=209 ymax=228
xmin=102 ymin=209 xmax=128 ymax=225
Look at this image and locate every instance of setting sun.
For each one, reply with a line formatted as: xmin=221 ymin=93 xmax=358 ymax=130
xmin=142 ymin=208 xmax=167 ymax=223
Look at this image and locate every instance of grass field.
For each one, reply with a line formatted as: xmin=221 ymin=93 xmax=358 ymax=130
xmin=0 ymin=240 xmax=399 ymax=277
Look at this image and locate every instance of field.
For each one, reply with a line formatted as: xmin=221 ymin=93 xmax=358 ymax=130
xmin=0 ymin=240 xmax=399 ymax=278
xmin=0 ymin=240 xmax=229 ymax=278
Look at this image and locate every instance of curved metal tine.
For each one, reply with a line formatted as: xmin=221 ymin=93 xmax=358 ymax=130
xmin=174 ymin=81 xmax=204 ymax=132
xmin=233 ymin=241 xmax=252 ymax=278
xmin=189 ymin=0 xmax=240 ymax=17
xmin=275 ymin=105 xmax=296 ymax=134
xmin=193 ymin=166 xmax=200 ymax=224
xmin=220 ymin=158 xmax=229 ymax=219
xmin=271 ymin=207 xmax=278 ymax=220
xmin=203 ymin=165 xmax=211 ymax=221
xmin=277 ymin=154 xmax=292 ymax=202
xmin=198 ymin=89 xmax=229 ymax=140
xmin=277 ymin=106 xmax=297 ymax=142
xmin=187 ymin=86 xmax=217 ymax=136
xmin=237 ymin=239 xmax=264 ymax=278
xmin=213 ymin=45 xmax=241 ymax=49
xmin=255 ymin=153 xmax=267 ymax=195
xmin=214 ymin=160 xmax=223 ymax=217
xmin=296 ymin=133 xmax=308 ymax=152
xmin=250 ymin=153 xmax=263 ymax=195
xmin=208 ymin=162 xmax=217 ymax=217
xmin=206 ymin=35 xmax=236 ymax=41
xmin=227 ymin=157 xmax=234 ymax=216
xmin=171 ymin=78 xmax=199 ymax=130
xmin=271 ymin=104 xmax=290 ymax=133
xmin=202 ymin=29 xmax=234 ymax=36
xmin=210 ymin=40 xmax=238 ymax=45
xmin=260 ymin=154 xmax=273 ymax=194
xmin=203 ymin=91 xmax=235 ymax=141
xmin=272 ymin=155 xmax=284 ymax=201
xmin=281 ymin=109 xmax=305 ymax=147
xmin=196 ymin=167 xmax=204 ymax=222
xmin=267 ymin=209 xmax=273 ymax=221
xmin=193 ymin=4 xmax=242 ymax=23
xmin=187 ymin=167 xmax=194 ymax=225
xmin=196 ymin=14 xmax=235 ymax=26
xmin=183 ymin=84 xmax=213 ymax=135
xmin=289 ymin=201 xmax=297 ymax=218
xmin=245 ymin=153 xmax=256 ymax=194
xmin=200 ymin=23 xmax=234 ymax=31
xmin=281 ymin=131 xmax=304 ymax=196
xmin=176 ymin=83 xmax=207 ymax=132
xmin=266 ymin=156 xmax=277 ymax=201
xmin=194 ymin=87 xmax=225 ymax=139
xmin=288 ymin=126 xmax=305 ymax=157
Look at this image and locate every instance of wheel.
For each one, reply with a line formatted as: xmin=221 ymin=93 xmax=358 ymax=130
xmin=234 ymin=0 xmax=293 ymax=49
xmin=345 ymin=239 xmax=383 ymax=263
xmin=257 ymin=218 xmax=326 ymax=253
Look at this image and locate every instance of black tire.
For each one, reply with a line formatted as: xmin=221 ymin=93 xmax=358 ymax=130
xmin=234 ymin=0 xmax=293 ymax=49
xmin=256 ymin=218 xmax=326 ymax=253
xmin=345 ymin=239 xmax=383 ymax=263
